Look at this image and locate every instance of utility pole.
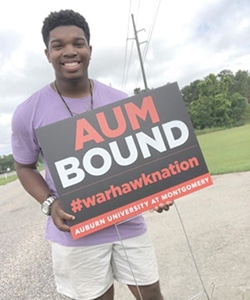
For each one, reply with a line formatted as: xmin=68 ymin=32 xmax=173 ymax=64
xmin=131 ymin=14 xmax=148 ymax=91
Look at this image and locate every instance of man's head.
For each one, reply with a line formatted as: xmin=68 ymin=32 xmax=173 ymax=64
xmin=43 ymin=10 xmax=92 ymax=83
xmin=42 ymin=9 xmax=90 ymax=48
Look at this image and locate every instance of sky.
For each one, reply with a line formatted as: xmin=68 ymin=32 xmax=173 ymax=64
xmin=1 ymin=0 xmax=250 ymax=156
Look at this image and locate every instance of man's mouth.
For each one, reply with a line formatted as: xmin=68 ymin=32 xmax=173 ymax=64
xmin=61 ymin=61 xmax=81 ymax=72
xmin=62 ymin=61 xmax=80 ymax=67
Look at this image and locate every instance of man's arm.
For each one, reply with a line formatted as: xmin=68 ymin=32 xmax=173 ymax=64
xmin=14 ymin=161 xmax=75 ymax=231
xmin=15 ymin=161 xmax=50 ymax=203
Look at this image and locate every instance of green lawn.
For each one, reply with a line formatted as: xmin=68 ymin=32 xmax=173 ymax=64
xmin=197 ymin=124 xmax=250 ymax=175
xmin=0 ymin=174 xmax=18 ymax=186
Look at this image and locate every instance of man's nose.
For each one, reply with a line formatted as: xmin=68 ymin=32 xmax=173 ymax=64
xmin=63 ymin=44 xmax=77 ymax=57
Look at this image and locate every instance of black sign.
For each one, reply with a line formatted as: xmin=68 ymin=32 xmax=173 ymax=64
xmin=36 ymin=83 xmax=213 ymax=239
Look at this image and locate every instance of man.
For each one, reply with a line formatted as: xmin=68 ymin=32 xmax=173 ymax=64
xmin=11 ymin=9 xmax=172 ymax=300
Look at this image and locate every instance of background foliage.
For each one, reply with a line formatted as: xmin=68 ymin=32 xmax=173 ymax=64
xmin=181 ymin=69 xmax=250 ymax=129
xmin=0 ymin=154 xmax=14 ymax=173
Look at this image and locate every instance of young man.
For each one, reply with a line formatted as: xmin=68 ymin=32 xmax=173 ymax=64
xmin=11 ymin=10 xmax=172 ymax=300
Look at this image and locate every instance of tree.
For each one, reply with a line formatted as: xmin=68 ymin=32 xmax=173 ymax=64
xmin=211 ymin=93 xmax=232 ymax=127
xmin=229 ymin=93 xmax=248 ymax=125
xmin=0 ymin=155 xmax=15 ymax=173
xmin=181 ymin=80 xmax=201 ymax=106
xmin=232 ymin=70 xmax=250 ymax=102
xmin=189 ymin=96 xmax=213 ymax=129
xmin=217 ymin=69 xmax=234 ymax=95
xmin=134 ymin=87 xmax=147 ymax=94
xmin=197 ymin=74 xmax=220 ymax=98
xmin=182 ymin=69 xmax=250 ymax=129
xmin=189 ymin=93 xmax=232 ymax=129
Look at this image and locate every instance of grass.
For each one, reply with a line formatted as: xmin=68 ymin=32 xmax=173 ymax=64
xmin=197 ymin=124 xmax=250 ymax=175
xmin=0 ymin=124 xmax=249 ymax=185
xmin=0 ymin=174 xmax=18 ymax=186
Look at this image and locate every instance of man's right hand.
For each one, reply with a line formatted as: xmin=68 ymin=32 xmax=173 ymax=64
xmin=50 ymin=199 xmax=75 ymax=232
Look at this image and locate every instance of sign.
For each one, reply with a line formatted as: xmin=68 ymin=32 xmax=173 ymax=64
xmin=36 ymin=83 xmax=213 ymax=239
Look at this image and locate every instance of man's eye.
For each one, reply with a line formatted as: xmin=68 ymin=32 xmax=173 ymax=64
xmin=53 ymin=44 xmax=62 ymax=49
xmin=75 ymin=43 xmax=84 ymax=47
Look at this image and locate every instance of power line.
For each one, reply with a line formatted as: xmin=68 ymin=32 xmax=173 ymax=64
xmin=135 ymin=0 xmax=162 ymax=89
xmin=122 ymin=0 xmax=142 ymax=90
xmin=143 ymin=0 xmax=162 ymax=62
xmin=121 ymin=0 xmax=133 ymax=89
xmin=135 ymin=0 xmax=141 ymax=24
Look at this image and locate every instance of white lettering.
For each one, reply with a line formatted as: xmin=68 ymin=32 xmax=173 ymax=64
xmin=83 ymin=147 xmax=112 ymax=176
xmin=55 ymin=157 xmax=85 ymax=188
xmin=162 ymin=120 xmax=189 ymax=148
xmin=109 ymin=135 xmax=138 ymax=166
xmin=136 ymin=126 xmax=167 ymax=158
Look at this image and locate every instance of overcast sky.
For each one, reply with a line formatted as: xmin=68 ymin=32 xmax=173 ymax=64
xmin=1 ymin=0 xmax=250 ymax=156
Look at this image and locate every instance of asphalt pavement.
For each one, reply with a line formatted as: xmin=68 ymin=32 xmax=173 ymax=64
xmin=0 ymin=171 xmax=249 ymax=299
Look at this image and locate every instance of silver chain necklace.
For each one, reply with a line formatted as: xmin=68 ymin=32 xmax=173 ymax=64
xmin=53 ymin=79 xmax=93 ymax=116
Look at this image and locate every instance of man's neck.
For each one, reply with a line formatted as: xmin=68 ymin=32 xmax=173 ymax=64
xmin=54 ymin=77 xmax=91 ymax=98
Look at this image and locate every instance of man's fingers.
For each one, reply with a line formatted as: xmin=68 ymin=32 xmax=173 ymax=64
xmin=58 ymin=210 xmax=75 ymax=221
xmin=52 ymin=213 xmax=74 ymax=232
xmin=150 ymin=201 xmax=174 ymax=213
xmin=51 ymin=201 xmax=75 ymax=232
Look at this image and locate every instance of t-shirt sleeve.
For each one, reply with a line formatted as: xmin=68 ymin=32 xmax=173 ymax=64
xmin=11 ymin=106 xmax=40 ymax=165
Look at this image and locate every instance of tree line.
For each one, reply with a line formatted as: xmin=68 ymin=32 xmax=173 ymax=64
xmin=181 ymin=69 xmax=250 ymax=129
xmin=0 ymin=154 xmax=15 ymax=173
xmin=0 ymin=154 xmax=43 ymax=173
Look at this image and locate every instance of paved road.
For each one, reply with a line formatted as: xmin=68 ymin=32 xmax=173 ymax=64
xmin=0 ymin=172 xmax=249 ymax=299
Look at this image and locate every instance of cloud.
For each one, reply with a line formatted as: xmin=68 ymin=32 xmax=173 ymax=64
xmin=89 ymin=45 xmax=125 ymax=86
xmin=0 ymin=29 xmax=23 ymax=63
xmin=1 ymin=51 xmax=53 ymax=114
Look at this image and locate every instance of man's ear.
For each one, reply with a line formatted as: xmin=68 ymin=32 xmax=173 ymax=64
xmin=45 ymin=48 xmax=51 ymax=63
xmin=89 ymin=45 xmax=93 ymax=60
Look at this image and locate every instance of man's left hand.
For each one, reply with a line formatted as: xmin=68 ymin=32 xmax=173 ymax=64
xmin=151 ymin=201 xmax=174 ymax=213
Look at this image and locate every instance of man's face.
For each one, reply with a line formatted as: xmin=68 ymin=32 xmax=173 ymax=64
xmin=45 ymin=25 xmax=92 ymax=81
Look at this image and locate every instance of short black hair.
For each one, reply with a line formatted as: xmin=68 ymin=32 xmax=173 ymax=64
xmin=42 ymin=9 xmax=90 ymax=48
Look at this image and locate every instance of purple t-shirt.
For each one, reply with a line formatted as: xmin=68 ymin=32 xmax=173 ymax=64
xmin=11 ymin=80 xmax=147 ymax=246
